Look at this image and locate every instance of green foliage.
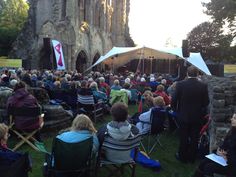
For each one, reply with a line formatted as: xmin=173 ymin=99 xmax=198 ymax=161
xmin=0 ymin=0 xmax=29 ymax=55
xmin=0 ymin=0 xmax=29 ymax=30
xmin=203 ymin=0 xmax=236 ymax=37
xmin=0 ymin=28 xmax=18 ymax=45
xmin=0 ymin=27 xmax=19 ymax=55
xmin=187 ymin=21 xmax=234 ymax=61
xmin=224 ymin=64 xmax=236 ymax=73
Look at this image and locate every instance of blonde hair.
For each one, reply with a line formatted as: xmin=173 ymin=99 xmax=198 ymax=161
xmin=157 ymin=84 xmax=164 ymax=91
xmin=153 ymin=96 xmax=165 ymax=107
xmin=0 ymin=123 xmax=8 ymax=140
xmin=143 ymin=90 xmax=153 ymax=98
xmin=113 ymin=79 xmax=120 ymax=85
xmin=54 ymin=81 xmax=61 ymax=88
xmin=71 ymin=114 xmax=96 ymax=133
xmin=89 ymin=81 xmax=98 ymax=90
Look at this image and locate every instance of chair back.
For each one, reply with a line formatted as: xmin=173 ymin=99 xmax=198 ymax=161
xmin=101 ymin=134 xmax=141 ymax=163
xmin=7 ymin=106 xmax=43 ymax=150
xmin=8 ymin=106 xmax=42 ymax=117
xmin=64 ymin=89 xmax=78 ymax=108
xmin=48 ymin=89 xmax=64 ymax=101
xmin=52 ymin=137 xmax=93 ymax=171
xmin=77 ymin=93 xmax=96 ymax=113
xmin=150 ymin=107 xmax=166 ymax=135
xmin=77 ymin=94 xmax=95 ymax=105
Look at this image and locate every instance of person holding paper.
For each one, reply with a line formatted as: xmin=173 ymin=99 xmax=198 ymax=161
xmin=192 ymin=113 xmax=236 ymax=177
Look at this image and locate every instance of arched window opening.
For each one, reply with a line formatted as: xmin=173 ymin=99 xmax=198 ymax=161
xmin=92 ymin=53 xmax=101 ymax=71
xmin=76 ymin=50 xmax=87 ymax=73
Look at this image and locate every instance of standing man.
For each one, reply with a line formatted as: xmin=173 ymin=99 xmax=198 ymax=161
xmin=171 ymin=66 xmax=209 ymax=163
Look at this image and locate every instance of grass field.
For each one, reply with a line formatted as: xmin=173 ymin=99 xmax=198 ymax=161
xmin=224 ymin=64 xmax=236 ymax=74
xmin=8 ymin=105 xmax=198 ymax=177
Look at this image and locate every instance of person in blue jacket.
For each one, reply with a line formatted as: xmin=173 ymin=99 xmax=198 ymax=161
xmin=57 ymin=114 xmax=99 ymax=153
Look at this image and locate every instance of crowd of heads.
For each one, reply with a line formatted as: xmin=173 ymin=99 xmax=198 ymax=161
xmin=0 ymin=67 xmax=179 ymax=94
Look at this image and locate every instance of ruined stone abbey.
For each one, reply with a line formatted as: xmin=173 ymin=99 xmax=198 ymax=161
xmin=10 ymin=0 xmax=134 ymax=72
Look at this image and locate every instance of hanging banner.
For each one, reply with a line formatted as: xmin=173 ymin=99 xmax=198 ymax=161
xmin=52 ymin=40 xmax=66 ymax=70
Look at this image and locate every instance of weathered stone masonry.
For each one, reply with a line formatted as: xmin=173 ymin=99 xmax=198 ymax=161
xmin=10 ymin=0 xmax=134 ymax=71
xmin=203 ymin=75 xmax=236 ymax=151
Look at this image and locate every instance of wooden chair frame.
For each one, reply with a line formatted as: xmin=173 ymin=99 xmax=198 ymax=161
xmin=8 ymin=106 xmax=43 ymax=151
xmin=77 ymin=98 xmax=104 ymax=123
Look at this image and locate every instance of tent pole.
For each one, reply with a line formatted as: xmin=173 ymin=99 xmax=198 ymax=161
xmin=143 ymin=48 xmax=145 ymax=74
xmin=168 ymin=59 xmax=170 ymax=74
xmin=151 ymin=59 xmax=152 ymax=74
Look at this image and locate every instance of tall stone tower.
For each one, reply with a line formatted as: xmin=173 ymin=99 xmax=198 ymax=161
xmin=10 ymin=0 xmax=134 ymax=72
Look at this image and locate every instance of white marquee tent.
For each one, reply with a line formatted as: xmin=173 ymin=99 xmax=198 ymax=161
xmin=86 ymin=46 xmax=211 ymax=75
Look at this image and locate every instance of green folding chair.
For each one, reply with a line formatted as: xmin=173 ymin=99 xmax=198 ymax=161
xmin=49 ymin=137 xmax=93 ymax=177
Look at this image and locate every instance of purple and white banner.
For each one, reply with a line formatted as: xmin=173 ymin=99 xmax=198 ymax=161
xmin=52 ymin=40 xmax=66 ymax=70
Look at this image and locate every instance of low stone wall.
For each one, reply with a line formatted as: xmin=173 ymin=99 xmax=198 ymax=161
xmin=202 ymin=75 xmax=236 ymax=151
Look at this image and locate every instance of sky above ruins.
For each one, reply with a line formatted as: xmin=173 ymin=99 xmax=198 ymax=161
xmin=129 ymin=0 xmax=211 ymax=48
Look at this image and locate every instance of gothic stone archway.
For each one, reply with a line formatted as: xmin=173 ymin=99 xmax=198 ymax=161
xmin=76 ymin=50 xmax=87 ymax=73
xmin=92 ymin=52 xmax=101 ymax=71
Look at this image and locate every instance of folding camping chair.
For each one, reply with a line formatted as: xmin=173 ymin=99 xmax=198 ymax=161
xmin=96 ymin=134 xmax=141 ymax=177
xmin=8 ymin=106 xmax=44 ymax=151
xmin=140 ymin=107 xmax=166 ymax=155
xmin=166 ymin=107 xmax=179 ymax=133
xmin=48 ymin=137 xmax=93 ymax=177
xmin=198 ymin=114 xmax=211 ymax=159
xmin=77 ymin=94 xmax=104 ymax=123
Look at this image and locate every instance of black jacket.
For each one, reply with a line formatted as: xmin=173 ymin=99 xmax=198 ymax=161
xmin=220 ymin=128 xmax=236 ymax=174
xmin=171 ymin=78 xmax=209 ymax=124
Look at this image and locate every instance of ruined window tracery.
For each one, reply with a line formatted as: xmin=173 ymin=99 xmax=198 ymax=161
xmin=61 ymin=0 xmax=66 ymax=20
xmin=78 ymin=0 xmax=86 ymax=22
xmin=94 ymin=2 xmax=100 ymax=28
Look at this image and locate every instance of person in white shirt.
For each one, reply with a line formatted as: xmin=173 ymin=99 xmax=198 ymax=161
xmin=136 ymin=96 xmax=165 ymax=134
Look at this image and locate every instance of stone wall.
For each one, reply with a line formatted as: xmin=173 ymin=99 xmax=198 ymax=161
xmin=9 ymin=0 xmax=134 ymax=71
xmin=202 ymin=75 xmax=236 ymax=151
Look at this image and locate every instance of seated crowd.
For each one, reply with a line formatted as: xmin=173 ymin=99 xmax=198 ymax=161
xmin=0 ymin=67 xmax=234 ymax=177
xmin=0 ymin=68 xmax=175 ymax=176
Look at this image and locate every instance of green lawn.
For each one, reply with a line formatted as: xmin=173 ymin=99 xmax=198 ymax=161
xmin=9 ymin=105 xmax=198 ymax=177
xmin=224 ymin=64 xmax=236 ymax=74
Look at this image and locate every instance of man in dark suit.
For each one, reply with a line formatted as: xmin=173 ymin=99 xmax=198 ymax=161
xmin=171 ymin=66 xmax=209 ymax=163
